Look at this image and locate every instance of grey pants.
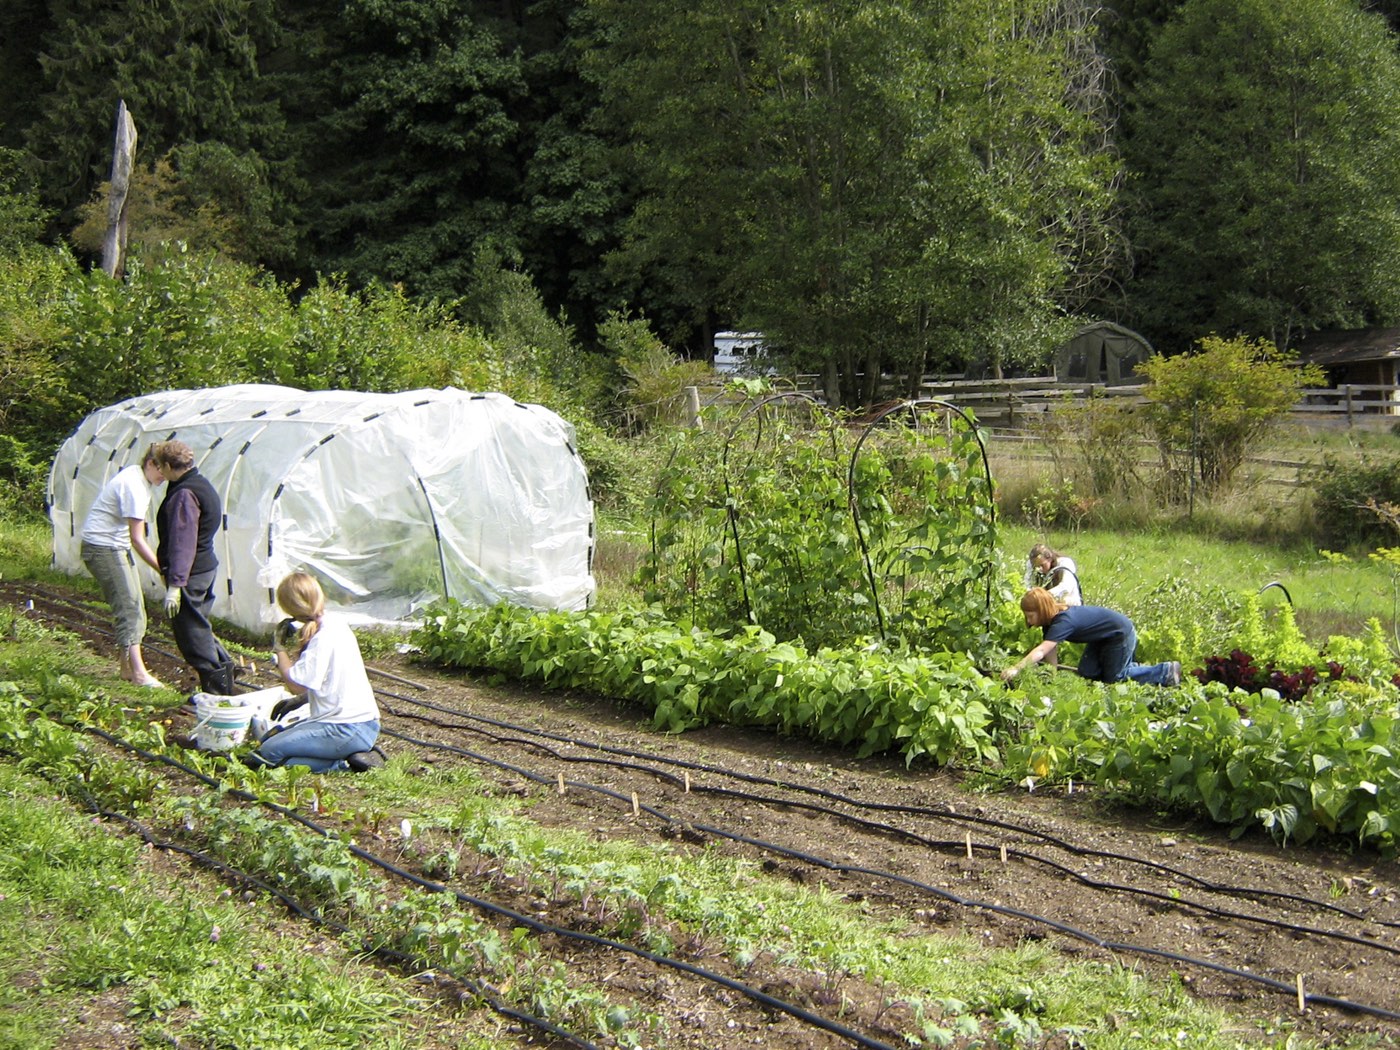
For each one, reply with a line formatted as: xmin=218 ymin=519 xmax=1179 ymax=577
xmin=81 ymin=542 xmax=147 ymax=647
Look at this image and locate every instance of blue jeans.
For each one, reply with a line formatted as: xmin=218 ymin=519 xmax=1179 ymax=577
xmin=252 ymin=719 xmax=379 ymax=773
xmin=1076 ymin=625 xmax=1176 ymax=686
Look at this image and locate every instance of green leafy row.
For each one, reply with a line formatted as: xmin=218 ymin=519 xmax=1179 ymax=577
xmin=413 ymin=602 xmax=1003 ymax=765
xmin=414 ymin=600 xmax=1400 ymax=854
xmin=0 ymin=682 xmax=660 ymax=1047
xmin=1006 ymin=677 xmax=1400 ymax=852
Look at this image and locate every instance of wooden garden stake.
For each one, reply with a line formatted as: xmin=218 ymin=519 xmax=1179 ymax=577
xmin=965 ymin=832 xmax=973 ymax=859
xmin=557 ymin=772 xmax=565 ymax=794
xmin=684 ymin=771 xmax=691 ymax=793
xmin=1296 ymin=974 xmax=1305 ymax=1012
xmin=1000 ymin=843 xmax=1008 ymax=864
xmin=632 ymin=791 xmax=640 ymax=817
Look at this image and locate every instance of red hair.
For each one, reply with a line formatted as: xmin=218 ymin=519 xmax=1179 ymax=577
xmin=1021 ymin=587 xmax=1067 ymax=623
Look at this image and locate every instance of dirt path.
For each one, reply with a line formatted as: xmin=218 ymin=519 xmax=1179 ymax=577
xmin=6 ymin=580 xmax=1400 ymax=1048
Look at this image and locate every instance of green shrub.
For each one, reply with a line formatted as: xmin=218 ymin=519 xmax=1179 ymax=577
xmin=1139 ymin=335 xmax=1324 ymax=498
xmin=572 ymin=418 xmax=651 ymax=513
xmin=1036 ymin=394 xmax=1148 ymax=500
xmin=601 ymin=310 xmax=714 ymax=431
xmin=412 ymin=601 xmax=1006 ymax=766
xmin=1310 ymin=455 xmax=1400 ymax=550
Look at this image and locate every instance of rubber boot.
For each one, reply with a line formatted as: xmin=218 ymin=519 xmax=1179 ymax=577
xmin=199 ymin=661 xmax=237 ymax=696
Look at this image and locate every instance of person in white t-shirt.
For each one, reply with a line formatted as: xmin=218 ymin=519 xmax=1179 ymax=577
xmin=249 ymin=571 xmax=383 ymax=773
xmin=80 ymin=445 xmax=166 ymax=687
xmin=1024 ymin=543 xmax=1083 ymax=606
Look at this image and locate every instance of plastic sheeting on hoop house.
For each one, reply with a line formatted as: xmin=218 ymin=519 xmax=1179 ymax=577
xmin=48 ymin=384 xmax=595 ymax=632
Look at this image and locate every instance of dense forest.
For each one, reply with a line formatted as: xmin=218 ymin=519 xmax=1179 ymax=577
xmin=6 ymin=0 xmax=1400 ymax=411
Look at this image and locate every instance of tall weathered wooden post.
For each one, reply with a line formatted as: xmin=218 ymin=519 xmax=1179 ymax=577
xmin=101 ymin=100 xmax=137 ymax=279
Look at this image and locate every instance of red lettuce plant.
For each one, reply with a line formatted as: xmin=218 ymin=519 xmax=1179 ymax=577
xmin=1194 ymin=649 xmax=1346 ymax=703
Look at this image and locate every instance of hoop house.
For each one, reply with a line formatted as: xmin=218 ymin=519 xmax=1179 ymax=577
xmin=49 ymin=385 xmax=595 ymax=631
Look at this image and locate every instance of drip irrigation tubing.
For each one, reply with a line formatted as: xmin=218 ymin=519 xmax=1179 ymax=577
xmin=16 ymin=580 xmax=1386 ymax=932
xmin=78 ymin=724 xmax=905 ymax=1050
xmin=60 ymin=785 xmax=596 ymax=1049
xmin=16 ymin=581 xmax=425 ymax=696
xmin=376 ymin=685 xmax=1395 ymax=930
xmin=381 ymin=702 xmax=1400 ymax=956
xmin=13 ymin=588 xmax=1400 ymax=1022
xmin=16 ymin=591 xmax=190 ymax=669
xmin=374 ymin=718 xmax=1400 ymax=1022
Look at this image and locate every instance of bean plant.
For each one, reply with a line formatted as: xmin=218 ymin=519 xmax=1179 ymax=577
xmin=642 ymin=395 xmax=1002 ymax=653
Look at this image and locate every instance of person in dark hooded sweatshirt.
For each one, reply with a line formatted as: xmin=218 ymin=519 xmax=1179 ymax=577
xmin=154 ymin=440 xmax=237 ymax=695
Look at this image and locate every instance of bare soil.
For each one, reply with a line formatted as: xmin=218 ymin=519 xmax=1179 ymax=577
xmin=6 ymin=580 xmax=1400 ymax=1049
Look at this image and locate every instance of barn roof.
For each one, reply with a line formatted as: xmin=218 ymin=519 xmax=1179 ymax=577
xmin=1296 ymin=327 xmax=1400 ymax=367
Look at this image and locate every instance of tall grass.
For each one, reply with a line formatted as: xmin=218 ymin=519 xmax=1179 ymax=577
xmin=0 ymin=502 xmax=69 ymax=583
xmin=999 ymin=523 xmax=1398 ymax=644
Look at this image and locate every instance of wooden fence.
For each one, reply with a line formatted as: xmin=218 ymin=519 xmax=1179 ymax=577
xmin=785 ymin=375 xmax=1400 ymax=429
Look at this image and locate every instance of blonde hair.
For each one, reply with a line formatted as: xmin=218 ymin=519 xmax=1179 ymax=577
xmin=276 ymin=571 xmax=326 ymax=656
xmin=1020 ymin=587 xmax=1067 ymax=623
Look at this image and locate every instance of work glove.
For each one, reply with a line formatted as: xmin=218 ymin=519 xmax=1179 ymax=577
xmin=269 ymin=695 xmax=308 ymax=723
xmin=272 ymin=617 xmax=301 ymax=654
xmin=163 ymin=585 xmax=182 ymax=620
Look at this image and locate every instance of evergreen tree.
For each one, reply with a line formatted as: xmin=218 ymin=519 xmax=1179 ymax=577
xmin=20 ymin=0 xmax=287 ymax=235
xmin=1124 ymin=0 xmax=1400 ymax=351
xmin=1361 ymin=0 xmax=1400 ymax=34
xmin=0 ymin=0 xmax=52 ymax=152
xmin=286 ymin=0 xmax=626 ymax=323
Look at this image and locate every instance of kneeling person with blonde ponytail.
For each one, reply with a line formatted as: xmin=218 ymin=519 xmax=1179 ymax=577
xmin=250 ymin=572 xmax=383 ymax=772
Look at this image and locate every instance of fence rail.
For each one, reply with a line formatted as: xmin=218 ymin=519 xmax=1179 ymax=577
xmin=779 ymin=375 xmax=1400 ymax=428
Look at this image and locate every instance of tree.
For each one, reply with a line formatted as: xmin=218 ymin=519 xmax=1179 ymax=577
xmin=0 ymin=148 xmax=48 ymax=251
xmin=283 ymin=0 xmax=628 ymax=326
xmin=69 ymin=143 xmax=294 ymax=266
xmin=1098 ymin=0 xmax=1186 ymax=103
xmin=21 ymin=0 xmax=287 ymax=236
xmin=1139 ymin=334 xmax=1323 ymax=495
xmin=1124 ymin=0 xmax=1400 ymax=352
xmin=0 ymin=0 xmax=52 ymax=151
xmin=585 ymin=0 xmax=1119 ymax=407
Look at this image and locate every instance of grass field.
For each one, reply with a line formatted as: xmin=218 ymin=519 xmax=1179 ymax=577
xmin=999 ymin=523 xmax=1398 ymax=644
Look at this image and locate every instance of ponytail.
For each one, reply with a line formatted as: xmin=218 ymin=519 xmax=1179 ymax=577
xmin=275 ymin=572 xmax=326 ymax=658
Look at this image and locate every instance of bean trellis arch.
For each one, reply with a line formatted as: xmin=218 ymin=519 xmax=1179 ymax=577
xmin=847 ymin=398 xmax=997 ymax=642
xmin=644 ymin=393 xmax=1000 ymax=651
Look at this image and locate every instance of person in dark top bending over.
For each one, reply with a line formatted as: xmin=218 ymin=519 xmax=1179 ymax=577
xmin=1002 ymin=587 xmax=1180 ymax=688
xmin=154 ymin=440 xmax=237 ymax=695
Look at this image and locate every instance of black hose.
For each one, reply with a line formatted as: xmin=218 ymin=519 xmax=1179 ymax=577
xmin=373 ymin=717 xmax=1400 ymax=1022
xmin=78 ymin=725 xmax=902 ymax=1050
xmin=21 ymin=591 xmax=1399 ymax=1026
xmin=378 ymin=687 xmax=1394 ymax=928
xmin=84 ymin=797 xmax=594 ymax=1048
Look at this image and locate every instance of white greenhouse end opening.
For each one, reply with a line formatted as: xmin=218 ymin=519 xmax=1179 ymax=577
xmin=49 ymin=385 xmax=595 ymax=632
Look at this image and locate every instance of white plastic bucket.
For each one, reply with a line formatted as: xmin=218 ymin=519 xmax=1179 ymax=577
xmin=235 ymin=685 xmax=296 ymax=742
xmin=191 ymin=693 xmax=256 ymax=752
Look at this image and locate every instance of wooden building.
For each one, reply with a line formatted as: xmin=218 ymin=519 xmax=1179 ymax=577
xmin=1296 ymin=328 xmax=1400 ymax=415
